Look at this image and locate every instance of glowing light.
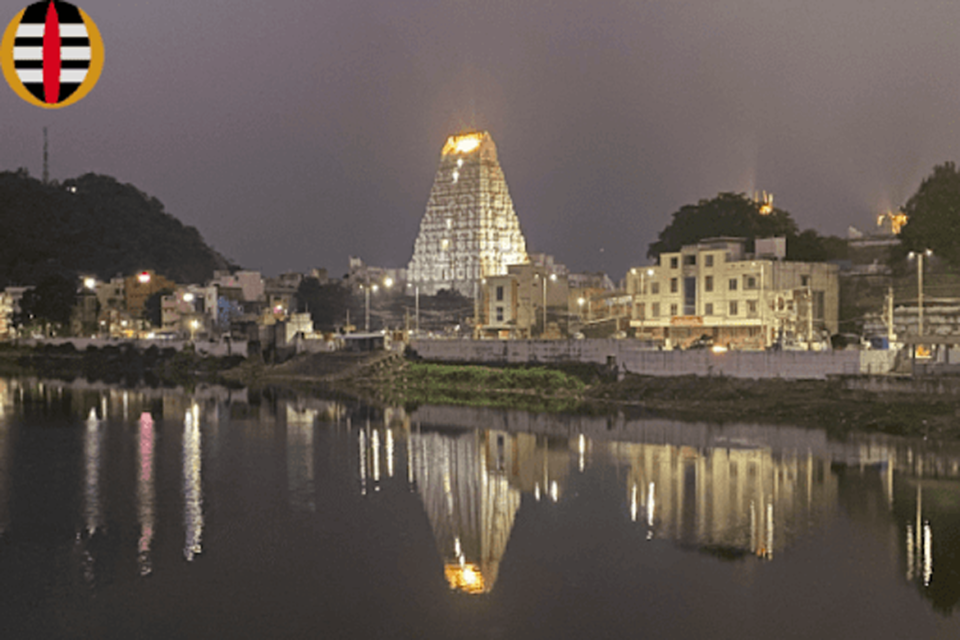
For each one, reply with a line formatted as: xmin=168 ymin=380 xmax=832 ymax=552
xmin=452 ymin=170 xmax=459 ymax=183
xmin=441 ymin=132 xmax=484 ymax=156
xmin=183 ymin=292 xmax=195 ymax=303
xmin=457 ymin=158 xmax=463 ymax=167
xmin=877 ymin=211 xmax=908 ymax=235
xmin=384 ymin=277 xmax=394 ymax=289
xmin=83 ymin=277 xmax=96 ymax=290
xmin=137 ymin=272 xmax=151 ymax=284
xmin=444 ymin=563 xmax=486 ymax=594
xmin=711 ymin=344 xmax=728 ymax=353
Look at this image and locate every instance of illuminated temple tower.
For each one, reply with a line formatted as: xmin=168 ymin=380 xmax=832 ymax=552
xmin=407 ymin=131 xmax=529 ymax=296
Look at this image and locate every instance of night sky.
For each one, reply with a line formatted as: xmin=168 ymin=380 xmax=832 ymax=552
xmin=3 ymin=0 xmax=960 ymax=280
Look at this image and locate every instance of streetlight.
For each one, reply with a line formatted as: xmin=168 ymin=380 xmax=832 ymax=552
xmin=407 ymin=283 xmax=420 ymax=336
xmin=638 ymin=268 xmax=653 ymax=333
xmin=538 ymin=273 xmax=557 ymax=337
xmin=363 ymin=283 xmax=379 ymax=332
xmin=908 ymin=249 xmax=933 ymax=338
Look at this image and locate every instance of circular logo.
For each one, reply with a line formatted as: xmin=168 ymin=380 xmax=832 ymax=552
xmin=1 ymin=1 xmax=103 ymax=109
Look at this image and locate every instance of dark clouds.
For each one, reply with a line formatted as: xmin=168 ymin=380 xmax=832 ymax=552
xmin=2 ymin=0 xmax=959 ymax=278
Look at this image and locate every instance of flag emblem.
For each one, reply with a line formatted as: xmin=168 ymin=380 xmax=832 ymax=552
xmin=1 ymin=1 xmax=104 ymax=108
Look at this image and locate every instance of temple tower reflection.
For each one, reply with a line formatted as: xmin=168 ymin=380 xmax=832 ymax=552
xmin=411 ymin=429 xmax=521 ymax=594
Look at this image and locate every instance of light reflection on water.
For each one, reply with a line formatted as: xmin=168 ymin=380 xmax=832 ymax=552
xmin=0 ymin=378 xmax=959 ymax=638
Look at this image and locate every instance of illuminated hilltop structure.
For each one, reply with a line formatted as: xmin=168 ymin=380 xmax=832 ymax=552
xmin=407 ymin=131 xmax=529 ymax=297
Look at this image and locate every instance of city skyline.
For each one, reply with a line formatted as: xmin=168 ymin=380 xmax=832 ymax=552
xmin=2 ymin=1 xmax=960 ymax=279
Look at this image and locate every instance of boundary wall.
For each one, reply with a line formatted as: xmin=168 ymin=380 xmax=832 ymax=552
xmin=410 ymin=339 xmax=863 ymax=380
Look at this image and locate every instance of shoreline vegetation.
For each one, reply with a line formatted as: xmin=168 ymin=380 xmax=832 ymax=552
xmin=3 ymin=343 xmax=959 ymax=441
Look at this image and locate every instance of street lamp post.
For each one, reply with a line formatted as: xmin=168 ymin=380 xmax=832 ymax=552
xmin=363 ymin=283 xmax=379 ymax=332
xmin=639 ymin=268 xmax=653 ymax=333
xmin=539 ymin=273 xmax=557 ymax=337
xmin=909 ymin=249 xmax=932 ymax=338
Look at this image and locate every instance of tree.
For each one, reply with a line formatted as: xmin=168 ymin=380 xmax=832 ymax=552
xmin=14 ymin=274 xmax=77 ymax=334
xmin=898 ymin=162 xmax=960 ymax=268
xmin=295 ymin=278 xmax=356 ymax=331
xmin=648 ymin=192 xmax=844 ymax=263
xmin=143 ymin=289 xmax=174 ymax=328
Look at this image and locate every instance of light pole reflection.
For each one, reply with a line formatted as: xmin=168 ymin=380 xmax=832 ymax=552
xmin=183 ymin=403 xmax=203 ymax=561
xmin=137 ymin=412 xmax=156 ymax=576
xmin=83 ymin=408 xmax=102 ymax=536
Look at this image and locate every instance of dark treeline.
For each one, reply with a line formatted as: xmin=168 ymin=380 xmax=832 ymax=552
xmin=0 ymin=169 xmax=235 ymax=287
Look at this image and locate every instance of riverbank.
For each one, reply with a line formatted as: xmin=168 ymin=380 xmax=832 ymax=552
xmin=0 ymin=342 xmax=245 ymax=387
xmin=332 ymin=355 xmax=960 ymax=441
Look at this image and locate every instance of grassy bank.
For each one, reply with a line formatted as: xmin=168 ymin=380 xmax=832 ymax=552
xmin=336 ymin=356 xmax=960 ymax=440
xmin=341 ymin=361 xmax=591 ymax=413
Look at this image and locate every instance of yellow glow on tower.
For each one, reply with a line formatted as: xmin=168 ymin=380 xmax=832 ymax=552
xmin=442 ymin=132 xmax=484 ymax=156
xmin=444 ymin=563 xmax=486 ymax=594
xmin=877 ymin=211 xmax=908 ymax=235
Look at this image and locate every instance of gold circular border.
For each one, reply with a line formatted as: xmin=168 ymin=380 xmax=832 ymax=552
xmin=1 ymin=5 xmax=104 ymax=109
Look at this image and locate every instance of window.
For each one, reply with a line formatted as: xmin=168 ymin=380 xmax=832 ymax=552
xmin=801 ymin=275 xmax=811 ymax=287
xmin=705 ymin=275 xmax=713 ymax=292
xmin=496 ymin=306 xmax=504 ymax=322
xmin=496 ymin=285 xmax=504 ymax=301
xmin=670 ymin=257 xmax=679 ymax=269
xmin=683 ymin=255 xmax=696 ymax=266
xmin=729 ymin=278 xmax=738 ymax=291
xmin=745 ymin=276 xmax=757 ymax=290
xmin=651 ymin=282 xmax=660 ymax=295
xmin=748 ymin=300 xmax=757 ymax=315
xmin=441 ymin=239 xmax=449 ymax=251
xmin=636 ymin=302 xmax=645 ymax=319
xmin=684 ymin=277 xmax=696 ymax=315
xmin=814 ymin=291 xmax=825 ymax=320
xmin=652 ymin=302 xmax=660 ymax=317
xmin=670 ymin=278 xmax=678 ymax=293
xmin=670 ymin=303 xmax=678 ymax=317
xmin=705 ymin=303 xmax=714 ymax=315
xmin=729 ymin=301 xmax=738 ymax=316
xmin=705 ymin=254 xmax=714 ymax=268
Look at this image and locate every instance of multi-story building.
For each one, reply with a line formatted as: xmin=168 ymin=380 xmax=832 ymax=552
xmin=627 ymin=238 xmax=839 ymax=349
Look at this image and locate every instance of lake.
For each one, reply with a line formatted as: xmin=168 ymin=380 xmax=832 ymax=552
xmin=1 ymin=377 xmax=959 ymax=639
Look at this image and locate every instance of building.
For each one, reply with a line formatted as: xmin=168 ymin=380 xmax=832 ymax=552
xmin=627 ymin=238 xmax=839 ymax=349
xmin=407 ymin=131 xmax=529 ymax=297
xmin=160 ymin=285 xmax=218 ymax=336
xmin=124 ymin=270 xmax=177 ymax=320
xmin=481 ymin=263 xmax=570 ymax=338
xmin=209 ymin=270 xmax=264 ymax=303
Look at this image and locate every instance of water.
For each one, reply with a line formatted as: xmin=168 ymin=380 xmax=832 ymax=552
xmin=0 ymin=378 xmax=959 ymax=639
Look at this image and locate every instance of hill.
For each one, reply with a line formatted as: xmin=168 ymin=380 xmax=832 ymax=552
xmin=0 ymin=169 xmax=235 ymax=286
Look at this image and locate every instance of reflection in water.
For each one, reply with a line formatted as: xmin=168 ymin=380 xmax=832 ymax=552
xmin=410 ymin=429 xmax=532 ymax=594
xmin=183 ymin=403 xmax=203 ymax=561
xmin=286 ymin=405 xmax=316 ymax=511
xmin=906 ymin=483 xmax=935 ymax=588
xmin=137 ymin=412 xmax=156 ymax=576
xmin=0 ymin=380 xmax=10 ymax=535
xmin=83 ymin=408 xmax=102 ymax=535
xmin=616 ymin=443 xmax=836 ymax=559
